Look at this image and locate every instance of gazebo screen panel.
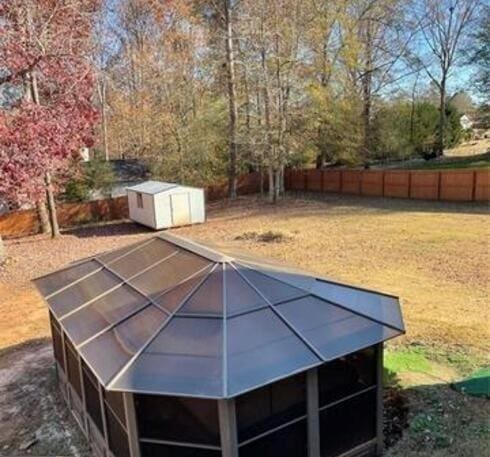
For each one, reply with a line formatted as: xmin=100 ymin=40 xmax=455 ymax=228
xmin=64 ymin=337 xmax=82 ymax=398
xmin=319 ymin=389 xmax=376 ymax=457
xmin=318 ymin=346 xmax=377 ymax=407
xmin=135 ymin=395 xmax=220 ymax=445
xmin=236 ymin=372 xmax=306 ymax=442
xmin=49 ymin=314 xmax=64 ymax=369
xmin=105 ymin=405 xmax=130 ymax=457
xmin=82 ymin=362 xmax=104 ymax=433
xmin=239 ymin=419 xmax=307 ymax=457
xmin=104 ymin=389 xmax=126 ymax=427
xmin=140 ymin=443 xmax=221 ymax=457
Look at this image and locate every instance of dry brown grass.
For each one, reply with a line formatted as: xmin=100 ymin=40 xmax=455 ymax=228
xmin=0 ymin=194 xmax=488 ymax=356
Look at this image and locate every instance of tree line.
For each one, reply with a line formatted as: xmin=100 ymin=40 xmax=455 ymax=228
xmin=0 ymin=0 xmax=487 ymax=235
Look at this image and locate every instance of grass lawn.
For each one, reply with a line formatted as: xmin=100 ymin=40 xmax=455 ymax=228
xmin=0 ymin=193 xmax=488 ymax=455
xmin=400 ymin=152 xmax=490 ymax=170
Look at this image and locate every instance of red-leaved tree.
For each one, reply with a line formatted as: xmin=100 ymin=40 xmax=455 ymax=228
xmin=0 ymin=0 xmax=100 ymax=236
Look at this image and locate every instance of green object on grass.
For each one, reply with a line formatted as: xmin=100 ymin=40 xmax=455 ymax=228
xmin=384 ymin=349 xmax=432 ymax=374
xmin=452 ymin=369 xmax=490 ymax=398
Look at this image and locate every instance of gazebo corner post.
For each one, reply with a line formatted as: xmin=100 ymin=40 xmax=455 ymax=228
xmin=307 ymin=368 xmax=321 ymax=457
xmin=123 ymin=392 xmax=141 ymax=457
xmin=376 ymin=343 xmax=384 ymax=456
xmin=218 ymin=398 xmax=239 ymax=457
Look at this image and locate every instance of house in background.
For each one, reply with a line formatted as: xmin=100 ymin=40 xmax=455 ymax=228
xmin=88 ymin=159 xmax=150 ymax=200
xmin=460 ymin=114 xmax=474 ymax=130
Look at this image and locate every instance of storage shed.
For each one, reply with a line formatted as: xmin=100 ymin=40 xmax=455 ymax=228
xmin=127 ymin=181 xmax=205 ymax=230
xmin=33 ymin=233 xmax=404 ymax=457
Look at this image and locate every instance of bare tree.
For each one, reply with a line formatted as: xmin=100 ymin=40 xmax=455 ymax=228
xmin=411 ymin=0 xmax=481 ymax=155
xmin=223 ymin=0 xmax=239 ymax=198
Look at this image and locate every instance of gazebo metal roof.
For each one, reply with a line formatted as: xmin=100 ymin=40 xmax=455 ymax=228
xmin=34 ymin=233 xmax=404 ymax=399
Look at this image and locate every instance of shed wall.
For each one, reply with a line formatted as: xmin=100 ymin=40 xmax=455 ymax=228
xmin=127 ymin=191 xmax=156 ymax=229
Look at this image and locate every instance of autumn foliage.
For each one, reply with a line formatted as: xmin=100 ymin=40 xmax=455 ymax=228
xmin=0 ymin=0 xmax=100 ymax=206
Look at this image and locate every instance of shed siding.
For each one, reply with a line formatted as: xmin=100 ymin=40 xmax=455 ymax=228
xmin=127 ymin=191 xmax=155 ymax=228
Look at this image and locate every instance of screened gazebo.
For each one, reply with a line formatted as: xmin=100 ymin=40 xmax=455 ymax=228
xmin=34 ymin=233 xmax=404 ymax=457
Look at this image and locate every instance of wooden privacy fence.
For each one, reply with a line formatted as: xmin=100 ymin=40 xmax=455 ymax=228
xmin=285 ymin=168 xmax=489 ymax=203
xmin=0 ymin=172 xmax=264 ymax=239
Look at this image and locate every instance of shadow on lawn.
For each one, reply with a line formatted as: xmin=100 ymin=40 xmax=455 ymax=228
xmin=383 ymin=367 xmax=490 ymax=457
xmin=65 ymin=220 xmax=154 ymax=238
xmin=287 ymin=192 xmax=490 ymax=216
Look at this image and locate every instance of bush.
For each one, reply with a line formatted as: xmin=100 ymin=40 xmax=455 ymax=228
xmin=63 ymin=159 xmax=115 ymax=202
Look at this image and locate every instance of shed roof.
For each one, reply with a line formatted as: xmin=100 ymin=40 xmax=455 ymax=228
xmin=33 ymin=233 xmax=404 ymax=399
xmin=127 ymin=180 xmax=189 ymax=195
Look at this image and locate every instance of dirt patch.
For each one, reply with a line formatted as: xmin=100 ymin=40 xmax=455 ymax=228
xmin=0 ymin=340 xmax=90 ymax=456
xmin=234 ymin=229 xmax=294 ymax=243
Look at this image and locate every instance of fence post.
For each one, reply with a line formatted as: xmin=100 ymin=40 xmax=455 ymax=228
xmin=381 ymin=171 xmax=385 ymax=198
xmin=304 ymin=170 xmax=308 ymax=191
xmin=321 ymin=170 xmax=325 ymax=193
xmin=408 ymin=171 xmax=412 ymax=198
xmin=339 ymin=170 xmax=344 ymax=193
xmin=472 ymin=170 xmax=477 ymax=201
xmin=437 ymin=171 xmax=442 ymax=201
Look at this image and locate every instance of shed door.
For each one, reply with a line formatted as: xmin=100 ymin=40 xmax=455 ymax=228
xmin=170 ymin=193 xmax=191 ymax=226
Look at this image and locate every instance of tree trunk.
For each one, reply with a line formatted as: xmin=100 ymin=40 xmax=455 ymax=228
xmin=279 ymin=165 xmax=285 ymax=194
xmin=98 ymin=78 xmax=110 ymax=161
xmin=274 ymin=169 xmax=280 ymax=203
xmin=45 ymin=172 xmax=60 ymax=238
xmin=268 ymin=165 xmax=274 ymax=203
xmin=436 ymin=79 xmax=446 ymax=156
xmin=361 ymin=19 xmax=373 ymax=162
xmin=260 ymin=167 xmax=264 ymax=196
xmin=224 ymin=0 xmax=238 ymax=199
xmin=36 ymin=200 xmax=50 ymax=234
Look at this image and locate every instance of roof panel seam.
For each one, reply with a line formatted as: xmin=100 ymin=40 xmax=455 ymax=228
xmin=305 ymin=294 xmax=405 ymax=333
xmin=40 ymin=237 xmax=156 ymax=299
xmin=95 ymin=254 xmax=180 ymax=315
xmin=222 ymin=263 xmax=228 ymax=397
xmin=235 ymin=259 xmax=400 ymax=299
xmin=106 ymin=263 xmax=219 ymax=390
xmin=229 ymin=262 xmax=326 ymax=362
xmin=235 ymin=261 xmax=404 ymax=333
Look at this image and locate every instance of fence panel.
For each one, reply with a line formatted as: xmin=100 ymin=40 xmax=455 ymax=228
xmin=0 ymin=209 xmax=39 ymax=238
xmin=323 ymin=170 xmax=342 ymax=192
xmin=361 ymin=171 xmax=384 ymax=197
xmin=439 ymin=171 xmax=474 ymax=201
xmin=306 ymin=170 xmax=323 ymax=192
xmin=474 ymin=170 xmax=490 ymax=201
xmin=290 ymin=170 xmax=306 ymax=191
xmin=341 ymin=171 xmax=362 ymax=195
xmin=383 ymin=171 xmax=410 ymax=198
xmin=409 ymin=171 xmax=440 ymax=200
